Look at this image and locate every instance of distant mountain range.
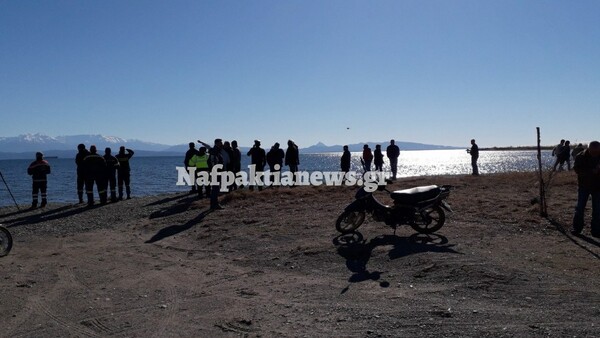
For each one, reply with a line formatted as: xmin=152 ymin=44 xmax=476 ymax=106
xmin=0 ymin=133 xmax=460 ymax=159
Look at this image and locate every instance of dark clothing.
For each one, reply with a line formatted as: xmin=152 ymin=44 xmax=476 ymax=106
xmin=267 ymin=148 xmax=285 ymax=171
xmin=573 ymin=149 xmax=600 ymax=191
xmin=470 ymin=143 xmax=479 ymax=175
xmin=374 ymin=149 xmax=384 ymax=171
xmin=83 ymin=153 xmax=107 ymax=204
xmin=572 ymin=145 xmax=585 ymax=160
xmin=247 ymin=146 xmax=266 ymax=171
xmin=386 ymin=144 xmax=400 ymax=178
xmin=28 ymin=160 xmax=51 ymax=206
xmin=231 ymin=148 xmax=242 ymax=173
xmin=209 ymin=147 xmax=225 ymax=208
xmin=104 ymin=154 xmax=120 ymax=201
xmin=28 ymin=160 xmax=51 ymax=182
xmin=75 ymin=149 xmax=90 ymax=201
xmin=573 ymin=149 xmax=600 ymax=235
xmin=116 ymin=149 xmax=134 ymax=199
xmin=285 ymin=145 xmax=300 ymax=167
xmin=341 ymin=150 xmax=351 ymax=172
xmin=116 ymin=149 xmax=134 ymax=172
xmin=386 ymin=145 xmax=400 ymax=159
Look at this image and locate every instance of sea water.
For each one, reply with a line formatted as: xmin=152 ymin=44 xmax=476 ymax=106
xmin=0 ymin=150 xmax=556 ymax=206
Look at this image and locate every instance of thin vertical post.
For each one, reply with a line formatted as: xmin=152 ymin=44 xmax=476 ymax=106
xmin=537 ymin=127 xmax=547 ymax=217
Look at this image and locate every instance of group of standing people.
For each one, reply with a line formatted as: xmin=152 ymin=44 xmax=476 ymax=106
xmin=183 ymin=138 xmax=300 ymax=209
xmin=25 ymin=144 xmax=134 ymax=208
xmin=76 ymin=144 xmax=134 ymax=206
xmin=552 ymin=139 xmax=585 ymax=172
xmin=340 ymin=139 xmax=401 ymax=179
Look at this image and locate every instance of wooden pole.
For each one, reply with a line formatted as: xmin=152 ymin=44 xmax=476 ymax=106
xmin=537 ymin=127 xmax=547 ymax=217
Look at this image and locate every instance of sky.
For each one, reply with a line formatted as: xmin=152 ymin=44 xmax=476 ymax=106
xmin=1 ymin=0 xmax=599 ymax=148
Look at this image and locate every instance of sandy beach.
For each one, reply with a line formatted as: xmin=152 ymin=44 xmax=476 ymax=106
xmin=0 ymin=172 xmax=599 ymax=337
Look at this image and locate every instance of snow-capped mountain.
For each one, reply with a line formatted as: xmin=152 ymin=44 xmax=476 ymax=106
xmin=0 ymin=133 xmax=171 ymax=153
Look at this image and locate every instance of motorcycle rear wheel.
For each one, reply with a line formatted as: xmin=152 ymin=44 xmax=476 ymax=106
xmin=0 ymin=226 xmax=13 ymax=257
xmin=335 ymin=211 xmax=366 ymax=234
xmin=410 ymin=205 xmax=445 ymax=234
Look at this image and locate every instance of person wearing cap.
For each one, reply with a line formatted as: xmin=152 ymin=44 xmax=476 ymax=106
xmin=247 ymin=140 xmax=266 ymax=191
xmin=184 ymin=142 xmax=199 ymax=193
xmin=116 ymin=146 xmax=135 ymax=200
xmin=83 ymin=145 xmax=107 ymax=206
xmin=75 ymin=144 xmax=90 ymax=203
xmin=27 ymin=152 xmax=51 ymax=208
xmin=103 ymin=147 xmax=120 ymax=202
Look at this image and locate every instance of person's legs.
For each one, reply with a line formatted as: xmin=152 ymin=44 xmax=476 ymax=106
xmin=572 ymin=187 xmax=590 ymax=233
xmin=117 ymin=172 xmax=124 ymax=200
xmin=86 ymin=179 xmax=95 ymax=206
xmin=40 ymin=181 xmax=47 ymax=207
xmin=77 ymin=175 xmax=85 ymax=203
xmin=471 ymin=156 xmax=479 ymax=175
xmin=31 ymin=182 xmax=39 ymax=208
xmin=590 ymin=191 xmax=600 ymax=237
xmin=390 ymin=158 xmax=398 ymax=179
xmin=124 ymin=173 xmax=131 ymax=198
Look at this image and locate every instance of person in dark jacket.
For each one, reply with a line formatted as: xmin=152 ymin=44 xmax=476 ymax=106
xmin=103 ymin=147 xmax=120 ymax=202
xmin=374 ymin=144 xmax=384 ymax=172
xmin=27 ymin=152 xmax=51 ymax=208
xmin=467 ymin=139 xmax=479 ymax=176
xmin=184 ymin=142 xmax=198 ymax=193
xmin=116 ymin=146 xmax=134 ymax=200
xmin=341 ymin=145 xmax=351 ymax=182
xmin=572 ymin=143 xmax=585 ymax=161
xmin=267 ymin=142 xmax=285 ymax=184
xmin=75 ymin=144 xmax=90 ymax=203
xmin=84 ymin=145 xmax=107 ymax=206
xmin=230 ymin=140 xmax=242 ymax=190
xmin=247 ymin=140 xmax=266 ymax=191
xmin=285 ymin=140 xmax=300 ymax=185
xmin=386 ymin=139 xmax=400 ymax=179
xmin=558 ymin=140 xmax=571 ymax=171
xmin=572 ymin=141 xmax=600 ymax=237
xmin=362 ymin=144 xmax=373 ymax=172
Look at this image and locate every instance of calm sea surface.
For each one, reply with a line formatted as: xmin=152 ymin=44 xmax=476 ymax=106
xmin=0 ymin=150 xmax=556 ymax=206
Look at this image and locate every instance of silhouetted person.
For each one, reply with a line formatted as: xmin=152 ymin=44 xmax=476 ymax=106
xmin=572 ymin=140 xmax=600 ymax=237
xmin=103 ymin=147 xmax=120 ymax=202
xmin=267 ymin=142 xmax=284 ymax=184
xmin=184 ymin=142 xmax=198 ymax=193
xmin=467 ymin=139 xmax=479 ymax=176
xmin=558 ymin=140 xmax=571 ymax=171
xmin=552 ymin=139 xmax=565 ymax=171
xmin=362 ymin=144 xmax=373 ymax=172
xmin=199 ymin=139 xmax=227 ymax=210
xmin=188 ymin=146 xmax=211 ymax=198
xmin=223 ymin=141 xmax=234 ymax=171
xmin=116 ymin=146 xmax=134 ymax=200
xmin=285 ymin=140 xmax=300 ymax=183
xmin=75 ymin=143 xmax=90 ymax=203
xmin=386 ymin=139 xmax=400 ymax=179
xmin=374 ymin=144 xmax=384 ymax=172
xmin=341 ymin=145 xmax=351 ymax=181
xmin=27 ymin=152 xmax=51 ymax=208
xmin=84 ymin=145 xmax=107 ymax=206
xmin=230 ymin=140 xmax=242 ymax=190
xmin=247 ymin=140 xmax=266 ymax=191
xmin=572 ymin=143 xmax=585 ymax=161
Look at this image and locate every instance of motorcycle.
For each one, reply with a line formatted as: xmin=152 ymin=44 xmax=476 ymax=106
xmin=336 ymin=182 xmax=453 ymax=235
xmin=0 ymin=225 xmax=12 ymax=257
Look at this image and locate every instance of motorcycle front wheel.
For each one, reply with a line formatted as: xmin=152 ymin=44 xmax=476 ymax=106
xmin=410 ymin=205 xmax=445 ymax=234
xmin=335 ymin=211 xmax=366 ymax=234
xmin=0 ymin=226 xmax=13 ymax=257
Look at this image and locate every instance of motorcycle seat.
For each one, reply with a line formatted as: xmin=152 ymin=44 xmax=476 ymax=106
xmin=391 ymin=185 xmax=440 ymax=204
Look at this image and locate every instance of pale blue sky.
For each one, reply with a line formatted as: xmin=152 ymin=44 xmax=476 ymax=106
xmin=1 ymin=0 xmax=599 ymax=148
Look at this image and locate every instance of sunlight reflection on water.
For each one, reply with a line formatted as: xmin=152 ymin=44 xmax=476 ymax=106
xmin=302 ymin=149 xmax=555 ymax=178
